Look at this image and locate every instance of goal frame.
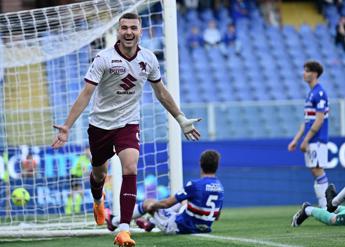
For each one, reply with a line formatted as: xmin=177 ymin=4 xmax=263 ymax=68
xmin=0 ymin=0 xmax=183 ymax=238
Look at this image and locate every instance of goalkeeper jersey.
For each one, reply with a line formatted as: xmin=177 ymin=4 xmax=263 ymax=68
xmin=174 ymin=176 xmax=224 ymax=234
xmin=84 ymin=41 xmax=161 ymax=130
xmin=303 ymin=83 xmax=329 ymax=143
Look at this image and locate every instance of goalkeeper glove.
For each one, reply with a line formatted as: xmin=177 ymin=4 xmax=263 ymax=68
xmin=175 ymin=114 xmax=201 ymax=141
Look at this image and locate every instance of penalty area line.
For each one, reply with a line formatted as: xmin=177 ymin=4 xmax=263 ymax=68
xmin=191 ymin=234 xmax=302 ymax=247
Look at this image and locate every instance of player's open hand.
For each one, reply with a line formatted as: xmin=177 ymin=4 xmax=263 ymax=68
xmin=175 ymin=114 xmax=201 ymax=141
xmin=52 ymin=125 xmax=69 ymax=149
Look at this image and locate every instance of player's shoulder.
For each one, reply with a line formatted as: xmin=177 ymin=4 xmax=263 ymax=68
xmin=95 ymin=47 xmax=114 ymax=58
xmin=313 ymin=83 xmax=328 ymax=98
xmin=138 ymin=45 xmax=157 ymax=60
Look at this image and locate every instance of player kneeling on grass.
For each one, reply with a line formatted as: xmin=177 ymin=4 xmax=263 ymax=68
xmin=106 ymin=150 xmax=224 ymax=234
xmin=291 ymin=183 xmax=345 ymax=227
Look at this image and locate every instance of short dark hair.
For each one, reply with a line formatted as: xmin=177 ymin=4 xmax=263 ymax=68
xmin=119 ymin=12 xmax=141 ymax=23
xmin=200 ymin=150 xmax=220 ymax=174
xmin=304 ymin=60 xmax=324 ymax=78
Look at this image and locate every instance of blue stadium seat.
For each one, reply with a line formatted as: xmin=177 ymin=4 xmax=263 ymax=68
xmin=185 ymin=9 xmax=199 ymax=22
xmin=200 ymin=9 xmax=214 ymax=22
xmin=207 ymin=47 xmax=225 ymax=62
xmin=226 ymin=56 xmax=244 ymax=70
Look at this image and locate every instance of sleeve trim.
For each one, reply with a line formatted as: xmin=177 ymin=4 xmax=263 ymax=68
xmin=85 ymin=78 xmax=98 ymax=86
xmin=148 ymin=78 xmax=161 ymax=83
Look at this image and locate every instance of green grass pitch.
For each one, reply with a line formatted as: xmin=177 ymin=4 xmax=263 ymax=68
xmin=2 ymin=206 xmax=344 ymax=247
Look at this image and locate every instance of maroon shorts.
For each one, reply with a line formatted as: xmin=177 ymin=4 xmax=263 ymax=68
xmin=87 ymin=124 xmax=140 ymax=167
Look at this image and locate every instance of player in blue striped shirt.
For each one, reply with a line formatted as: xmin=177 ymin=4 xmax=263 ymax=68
xmin=106 ymin=150 xmax=224 ymax=234
xmin=288 ymin=60 xmax=329 ymax=208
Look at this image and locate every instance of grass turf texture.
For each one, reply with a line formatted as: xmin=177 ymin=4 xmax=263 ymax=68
xmin=2 ymin=206 xmax=344 ymax=247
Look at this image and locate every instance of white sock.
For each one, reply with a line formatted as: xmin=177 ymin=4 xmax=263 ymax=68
xmin=314 ymin=173 xmax=328 ymax=209
xmin=314 ymin=182 xmax=328 ymax=209
xmin=333 ymin=187 xmax=345 ymax=206
xmin=132 ymin=202 xmax=145 ymax=219
xmin=118 ymin=223 xmax=130 ymax=232
xmin=305 ymin=206 xmax=314 ymax=216
xmin=111 ymin=215 xmax=120 ymax=227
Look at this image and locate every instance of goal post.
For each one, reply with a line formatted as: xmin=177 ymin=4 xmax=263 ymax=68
xmin=163 ymin=1 xmax=183 ymax=195
xmin=0 ymin=0 xmax=183 ymax=238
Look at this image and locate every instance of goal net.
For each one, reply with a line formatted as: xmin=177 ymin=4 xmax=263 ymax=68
xmin=0 ymin=0 xmax=181 ymax=238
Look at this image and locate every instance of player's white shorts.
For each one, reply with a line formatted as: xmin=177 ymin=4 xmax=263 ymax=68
xmin=304 ymin=142 xmax=328 ymax=168
xmin=151 ymin=204 xmax=185 ymax=234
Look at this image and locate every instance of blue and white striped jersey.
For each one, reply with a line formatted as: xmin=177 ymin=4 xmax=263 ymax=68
xmin=304 ymin=83 xmax=329 ymax=143
xmin=174 ymin=176 xmax=224 ymax=234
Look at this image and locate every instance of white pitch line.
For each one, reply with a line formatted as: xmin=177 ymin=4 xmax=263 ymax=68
xmin=192 ymin=234 xmax=303 ymax=247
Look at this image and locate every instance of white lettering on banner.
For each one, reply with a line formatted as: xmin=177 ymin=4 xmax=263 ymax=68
xmin=37 ymin=186 xmax=94 ymax=206
xmin=1 ymin=141 xmax=345 ymax=181
xmin=8 ymin=154 xmax=20 ymax=179
xmin=339 ymin=143 xmax=345 ymax=168
xmin=327 ymin=142 xmax=338 ymax=168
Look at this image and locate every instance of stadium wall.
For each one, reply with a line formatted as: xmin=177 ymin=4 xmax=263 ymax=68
xmin=183 ymin=137 xmax=345 ymax=207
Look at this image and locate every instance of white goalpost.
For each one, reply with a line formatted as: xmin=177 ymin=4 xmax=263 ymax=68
xmin=0 ymin=0 xmax=182 ymax=238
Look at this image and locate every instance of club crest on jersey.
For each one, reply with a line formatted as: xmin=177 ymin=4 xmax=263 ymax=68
xmin=109 ymin=66 xmax=126 ymax=75
xmin=139 ymin=61 xmax=147 ymax=72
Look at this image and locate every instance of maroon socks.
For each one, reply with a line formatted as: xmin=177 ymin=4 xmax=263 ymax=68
xmin=89 ymin=172 xmax=105 ymax=201
xmin=120 ymin=175 xmax=137 ymax=224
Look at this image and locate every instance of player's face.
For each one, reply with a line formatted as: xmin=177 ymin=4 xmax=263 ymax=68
xmin=118 ymin=18 xmax=141 ymax=49
xmin=303 ymin=68 xmax=314 ymax=83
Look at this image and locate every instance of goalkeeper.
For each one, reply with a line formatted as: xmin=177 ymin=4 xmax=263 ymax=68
xmin=292 ymin=184 xmax=345 ymax=227
xmin=106 ymin=150 xmax=224 ymax=234
xmin=51 ymin=12 xmax=201 ymax=247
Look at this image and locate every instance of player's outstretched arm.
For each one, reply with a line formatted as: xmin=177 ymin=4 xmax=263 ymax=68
xmin=146 ymin=195 xmax=178 ymax=212
xmin=52 ymin=83 xmax=96 ymax=149
xmin=151 ymin=81 xmax=201 ymax=140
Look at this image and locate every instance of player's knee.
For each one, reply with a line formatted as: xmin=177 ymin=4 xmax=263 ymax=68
xmin=311 ymin=167 xmax=324 ymax=177
xmin=122 ymin=163 xmax=137 ymax=175
xmin=92 ymin=169 xmax=107 ymax=182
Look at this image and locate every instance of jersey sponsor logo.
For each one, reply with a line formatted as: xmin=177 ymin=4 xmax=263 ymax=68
xmin=109 ymin=66 xmax=126 ymax=75
xmin=119 ymin=74 xmax=137 ymax=92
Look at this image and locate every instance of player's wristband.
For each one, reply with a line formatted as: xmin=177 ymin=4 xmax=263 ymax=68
xmin=175 ymin=113 xmax=186 ymax=125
